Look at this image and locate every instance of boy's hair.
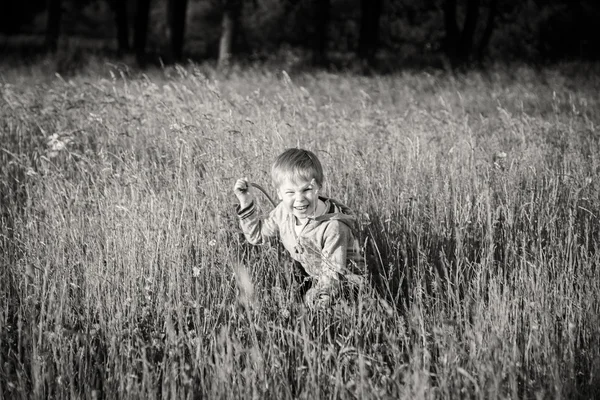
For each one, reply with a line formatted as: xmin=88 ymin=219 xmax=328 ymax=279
xmin=271 ymin=148 xmax=324 ymax=188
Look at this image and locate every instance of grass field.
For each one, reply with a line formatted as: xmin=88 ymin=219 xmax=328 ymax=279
xmin=1 ymin=59 xmax=599 ymax=399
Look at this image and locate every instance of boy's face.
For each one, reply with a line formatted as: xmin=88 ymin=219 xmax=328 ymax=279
xmin=277 ymin=178 xmax=320 ymax=222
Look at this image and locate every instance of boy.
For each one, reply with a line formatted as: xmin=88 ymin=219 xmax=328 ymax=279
xmin=234 ymin=148 xmax=365 ymax=310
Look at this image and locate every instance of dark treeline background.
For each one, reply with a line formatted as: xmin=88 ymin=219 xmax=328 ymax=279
xmin=1 ymin=0 xmax=599 ymax=70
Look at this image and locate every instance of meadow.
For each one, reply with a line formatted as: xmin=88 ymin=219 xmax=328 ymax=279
xmin=1 ymin=59 xmax=599 ymax=399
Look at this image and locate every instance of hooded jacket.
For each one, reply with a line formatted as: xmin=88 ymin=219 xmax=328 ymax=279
xmin=237 ymin=196 xmax=365 ymax=291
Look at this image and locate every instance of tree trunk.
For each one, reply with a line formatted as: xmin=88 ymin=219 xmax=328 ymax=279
xmin=168 ymin=0 xmax=188 ymax=62
xmin=444 ymin=0 xmax=482 ymax=67
xmin=358 ymin=0 xmax=371 ymax=60
xmin=358 ymin=0 xmax=382 ymax=65
xmin=218 ymin=10 xmax=234 ymax=68
xmin=134 ymin=0 xmax=151 ymax=66
xmin=443 ymin=0 xmax=459 ymax=64
xmin=114 ymin=0 xmax=130 ymax=54
xmin=45 ymin=0 xmax=62 ymax=53
xmin=477 ymin=0 xmax=497 ymax=62
xmin=459 ymin=0 xmax=480 ymax=62
xmin=370 ymin=0 xmax=382 ymax=62
xmin=218 ymin=0 xmax=241 ymax=69
xmin=312 ymin=0 xmax=330 ymax=66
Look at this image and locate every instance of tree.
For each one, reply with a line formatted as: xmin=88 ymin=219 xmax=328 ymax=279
xmin=167 ymin=0 xmax=188 ymax=62
xmin=111 ymin=0 xmax=130 ymax=54
xmin=45 ymin=0 xmax=62 ymax=52
xmin=312 ymin=0 xmax=330 ymax=66
xmin=358 ymin=0 xmax=383 ymax=66
xmin=443 ymin=0 xmax=497 ymax=67
xmin=218 ymin=0 xmax=241 ymax=68
xmin=134 ymin=0 xmax=151 ymax=65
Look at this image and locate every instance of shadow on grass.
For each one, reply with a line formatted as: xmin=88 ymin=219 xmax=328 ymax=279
xmin=357 ymin=212 xmax=411 ymax=315
xmin=358 ymin=208 xmax=484 ymax=318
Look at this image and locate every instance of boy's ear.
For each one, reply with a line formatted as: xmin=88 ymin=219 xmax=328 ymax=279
xmin=276 ymin=188 xmax=282 ymax=200
xmin=313 ymin=182 xmax=321 ymax=194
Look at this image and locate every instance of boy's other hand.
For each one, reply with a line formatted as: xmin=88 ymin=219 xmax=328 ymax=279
xmin=234 ymin=178 xmax=253 ymax=208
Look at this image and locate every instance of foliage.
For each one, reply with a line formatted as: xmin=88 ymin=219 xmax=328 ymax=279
xmin=2 ymin=0 xmax=599 ymax=63
xmin=0 ymin=1 xmax=46 ymax=34
xmin=1 ymin=59 xmax=600 ymax=398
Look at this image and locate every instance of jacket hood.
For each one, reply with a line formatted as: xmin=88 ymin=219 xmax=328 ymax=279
xmin=313 ymin=197 xmax=358 ymax=231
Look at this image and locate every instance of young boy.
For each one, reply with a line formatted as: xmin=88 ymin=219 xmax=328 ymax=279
xmin=234 ymin=148 xmax=365 ymax=310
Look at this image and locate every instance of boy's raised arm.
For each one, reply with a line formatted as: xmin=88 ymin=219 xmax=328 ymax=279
xmin=236 ymin=201 xmax=279 ymax=245
xmin=234 ymin=178 xmax=279 ymax=245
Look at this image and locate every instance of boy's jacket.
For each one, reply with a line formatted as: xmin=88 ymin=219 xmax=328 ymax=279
xmin=237 ymin=196 xmax=365 ymax=286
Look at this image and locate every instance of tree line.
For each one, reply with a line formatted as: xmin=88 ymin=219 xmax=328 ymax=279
xmin=2 ymin=0 xmax=599 ymax=69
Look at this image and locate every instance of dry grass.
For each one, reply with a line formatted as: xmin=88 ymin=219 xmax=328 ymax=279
xmin=1 ymin=60 xmax=599 ymax=399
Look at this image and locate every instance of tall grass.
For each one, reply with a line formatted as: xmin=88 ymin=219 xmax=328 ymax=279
xmin=1 ymin=61 xmax=599 ymax=399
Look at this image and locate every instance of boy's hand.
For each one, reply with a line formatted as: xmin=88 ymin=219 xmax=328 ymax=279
xmin=305 ymin=288 xmax=332 ymax=311
xmin=234 ymin=178 xmax=254 ymax=208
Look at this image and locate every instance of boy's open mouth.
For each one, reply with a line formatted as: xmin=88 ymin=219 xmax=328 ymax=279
xmin=294 ymin=205 xmax=309 ymax=211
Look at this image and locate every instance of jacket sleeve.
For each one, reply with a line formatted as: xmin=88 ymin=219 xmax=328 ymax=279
xmin=236 ymin=201 xmax=279 ymax=245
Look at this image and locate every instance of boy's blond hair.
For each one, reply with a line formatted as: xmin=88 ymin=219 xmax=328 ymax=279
xmin=271 ymin=148 xmax=324 ymax=188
